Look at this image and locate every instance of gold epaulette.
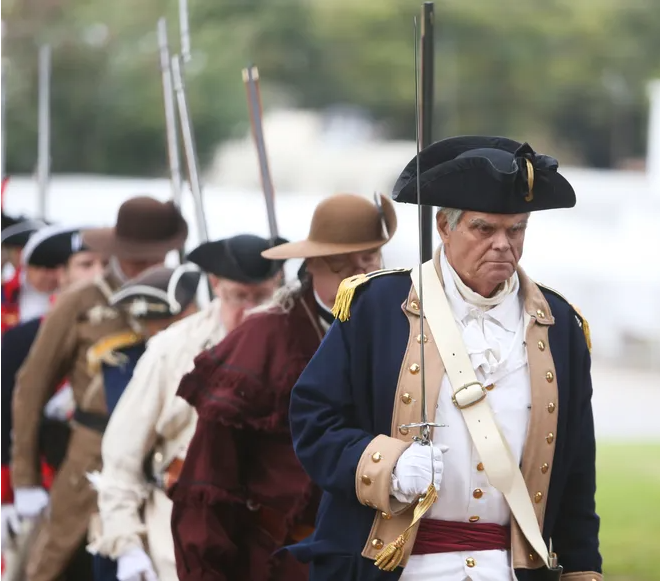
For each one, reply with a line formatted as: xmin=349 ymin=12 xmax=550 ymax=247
xmin=332 ymin=268 xmax=411 ymax=322
xmin=86 ymin=330 xmax=144 ymax=375
xmin=537 ymin=283 xmax=591 ymax=352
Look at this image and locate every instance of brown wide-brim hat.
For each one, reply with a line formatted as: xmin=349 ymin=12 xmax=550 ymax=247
xmin=83 ymin=196 xmax=188 ymax=260
xmin=262 ymin=193 xmax=397 ymax=260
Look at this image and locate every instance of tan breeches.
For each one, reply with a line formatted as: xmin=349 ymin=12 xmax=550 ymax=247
xmin=26 ymin=426 xmax=102 ymax=581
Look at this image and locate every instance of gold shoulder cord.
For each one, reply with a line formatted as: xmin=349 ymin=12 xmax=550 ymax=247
xmin=537 ymin=283 xmax=591 ymax=352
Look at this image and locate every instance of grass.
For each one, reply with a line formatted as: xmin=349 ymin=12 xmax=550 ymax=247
xmin=596 ymin=442 xmax=660 ymax=581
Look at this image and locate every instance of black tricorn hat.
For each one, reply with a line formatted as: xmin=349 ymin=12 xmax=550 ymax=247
xmin=22 ymin=225 xmax=90 ymax=268
xmin=1 ymin=218 xmax=47 ymax=248
xmin=110 ymin=264 xmax=201 ymax=320
xmin=393 ymin=136 xmax=576 ymax=213
xmin=187 ymin=234 xmax=288 ymax=284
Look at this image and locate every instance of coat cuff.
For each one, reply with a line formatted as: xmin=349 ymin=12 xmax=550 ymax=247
xmin=561 ymin=573 xmax=603 ymax=581
xmin=355 ymin=435 xmax=411 ymax=514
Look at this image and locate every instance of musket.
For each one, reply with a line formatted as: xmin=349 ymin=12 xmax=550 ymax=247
xmin=157 ymin=18 xmax=185 ymax=263
xmin=178 ymin=0 xmax=191 ymax=64
xmin=242 ymin=65 xmax=280 ymax=244
xmin=420 ymin=2 xmax=434 ymax=262
xmin=1 ymin=62 xmax=6 ymax=183
xmin=171 ymin=54 xmax=212 ymax=301
xmin=36 ymin=44 xmax=51 ymax=221
xmin=375 ymin=7 xmax=445 ymax=571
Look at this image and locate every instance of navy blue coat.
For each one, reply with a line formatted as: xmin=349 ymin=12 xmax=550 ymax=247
xmin=102 ymin=343 xmax=146 ymax=416
xmin=287 ymin=272 xmax=601 ymax=581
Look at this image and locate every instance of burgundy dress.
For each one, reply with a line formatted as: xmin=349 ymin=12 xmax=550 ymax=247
xmin=170 ymin=288 xmax=324 ymax=581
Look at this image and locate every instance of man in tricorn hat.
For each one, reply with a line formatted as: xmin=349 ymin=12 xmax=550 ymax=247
xmin=287 ymin=137 xmax=602 ymax=581
xmin=170 ymin=193 xmax=398 ymax=581
xmin=1 ymin=224 xmax=105 ymax=579
xmin=10 ymin=196 xmax=188 ymax=581
xmin=90 ymin=235 xmax=287 ymax=581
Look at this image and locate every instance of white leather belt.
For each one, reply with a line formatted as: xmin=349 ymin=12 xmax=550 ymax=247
xmin=411 ymin=260 xmax=559 ymax=572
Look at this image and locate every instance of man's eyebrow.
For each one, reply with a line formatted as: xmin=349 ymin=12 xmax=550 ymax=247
xmin=468 ymin=218 xmax=495 ymax=228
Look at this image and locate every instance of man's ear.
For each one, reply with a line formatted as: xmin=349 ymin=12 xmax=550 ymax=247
xmin=436 ymin=211 xmax=451 ymax=245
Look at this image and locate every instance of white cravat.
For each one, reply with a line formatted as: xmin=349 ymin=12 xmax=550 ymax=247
xmin=18 ymin=273 xmax=52 ymax=322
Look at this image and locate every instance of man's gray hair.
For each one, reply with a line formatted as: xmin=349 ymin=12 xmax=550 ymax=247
xmin=438 ymin=207 xmax=464 ymax=230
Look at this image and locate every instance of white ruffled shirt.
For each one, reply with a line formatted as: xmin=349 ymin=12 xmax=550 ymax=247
xmin=400 ymin=249 xmax=531 ymax=581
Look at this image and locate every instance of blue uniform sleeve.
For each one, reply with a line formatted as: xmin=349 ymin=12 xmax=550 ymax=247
xmin=290 ymin=319 xmax=373 ymax=499
xmin=552 ymin=324 xmax=602 ymax=574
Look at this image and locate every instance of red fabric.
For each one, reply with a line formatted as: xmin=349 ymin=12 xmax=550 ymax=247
xmin=171 ymin=288 xmax=322 ymax=581
xmin=412 ymin=519 xmax=511 ymax=555
xmin=1 ymin=465 xmax=13 ymax=504
xmin=1 ymin=268 xmax=21 ymax=333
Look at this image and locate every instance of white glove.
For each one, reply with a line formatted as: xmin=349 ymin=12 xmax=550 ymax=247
xmin=117 ymin=547 xmax=159 ymax=581
xmin=390 ymin=442 xmax=448 ymax=504
xmin=14 ymin=487 xmax=49 ymax=519
xmin=1 ymin=504 xmax=22 ymax=546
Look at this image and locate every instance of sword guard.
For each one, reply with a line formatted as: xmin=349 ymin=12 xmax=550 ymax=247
xmin=400 ymin=421 xmax=448 ymax=429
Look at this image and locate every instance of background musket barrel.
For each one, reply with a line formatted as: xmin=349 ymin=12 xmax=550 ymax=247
xmin=420 ymin=2 xmax=434 ymax=262
xmin=242 ymin=65 xmax=280 ymax=243
xmin=157 ymin=18 xmax=183 ymax=213
xmin=37 ymin=44 xmax=51 ymax=221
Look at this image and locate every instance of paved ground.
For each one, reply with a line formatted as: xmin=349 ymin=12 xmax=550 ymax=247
xmin=591 ymin=360 xmax=660 ymax=441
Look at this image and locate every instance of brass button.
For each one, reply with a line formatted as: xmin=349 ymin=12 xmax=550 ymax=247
xmin=381 ymin=512 xmax=392 ymax=520
xmin=537 ymin=340 xmax=546 ymax=351
xmin=545 ymin=371 xmax=554 ymax=382
xmin=409 ymin=363 xmax=420 ymax=374
xmin=361 ymin=475 xmax=372 ymax=485
xmin=401 ymin=393 xmax=413 ymax=405
xmin=546 ymin=432 xmax=554 ymax=444
xmin=485 ymin=383 xmax=495 ymax=391
xmin=371 ymin=538 xmax=384 ymax=550
xmin=399 ymin=426 xmax=409 ymax=436
xmin=529 ymin=553 xmax=536 ymax=562
xmin=372 ymin=452 xmax=382 ymax=463
xmin=536 ymin=309 xmax=545 ymax=319
xmin=365 ymin=501 xmax=375 ymax=508
xmin=472 ymin=488 xmax=483 ymax=499
xmin=466 ymin=557 xmax=476 ymax=568
xmin=416 ymin=334 xmax=428 ymax=343
xmin=547 ymin=402 xmax=556 ymax=413
xmin=410 ymin=300 xmax=419 ymax=311
xmin=476 ymin=462 xmax=484 ymax=471
xmin=534 ymin=492 xmax=543 ymax=503
xmin=540 ymin=463 xmax=549 ymax=474
xmin=154 ymin=452 xmax=164 ymax=463
xmin=469 ymin=516 xmax=480 ymax=522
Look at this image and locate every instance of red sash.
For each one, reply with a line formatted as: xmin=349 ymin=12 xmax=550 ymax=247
xmin=412 ymin=519 xmax=511 ymax=555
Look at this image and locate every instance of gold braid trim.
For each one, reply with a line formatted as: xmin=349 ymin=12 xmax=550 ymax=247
xmin=87 ymin=331 xmax=144 ymax=375
xmin=331 ymin=268 xmax=411 ymax=322
xmin=537 ymin=283 xmax=591 ymax=352
xmin=374 ymin=484 xmax=438 ymax=571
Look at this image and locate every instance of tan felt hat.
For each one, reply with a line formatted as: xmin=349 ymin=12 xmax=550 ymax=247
xmin=261 ymin=193 xmax=397 ymax=260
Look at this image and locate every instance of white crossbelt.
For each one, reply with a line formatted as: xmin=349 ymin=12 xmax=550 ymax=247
xmin=411 ymin=260 xmax=558 ymax=572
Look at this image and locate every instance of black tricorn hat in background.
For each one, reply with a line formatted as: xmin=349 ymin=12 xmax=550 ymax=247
xmin=1 ymin=218 xmax=47 ymax=249
xmin=393 ymin=136 xmax=576 ymax=214
xmin=21 ymin=225 xmax=91 ymax=268
xmin=187 ymin=234 xmax=288 ymax=284
xmin=109 ymin=264 xmax=201 ymax=320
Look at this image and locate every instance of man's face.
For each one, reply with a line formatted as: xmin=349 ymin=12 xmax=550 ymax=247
xmin=25 ymin=265 xmax=60 ymax=293
xmin=437 ymin=210 xmax=529 ymax=297
xmin=307 ymin=249 xmax=383 ymax=309
xmin=59 ymin=252 xmax=106 ymax=289
xmin=211 ymin=274 xmax=282 ymax=332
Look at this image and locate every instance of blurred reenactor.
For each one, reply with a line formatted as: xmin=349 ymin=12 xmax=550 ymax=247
xmin=1 ymin=216 xmax=50 ymax=331
xmin=170 ymin=193 xmax=397 ymax=581
xmin=1 ymin=225 xmax=105 ymax=580
xmin=87 ymin=264 xmax=202 ymax=581
xmin=90 ymin=235 xmax=286 ymax=581
xmin=10 ymin=196 xmax=188 ymax=581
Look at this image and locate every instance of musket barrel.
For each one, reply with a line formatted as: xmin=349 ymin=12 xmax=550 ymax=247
xmin=157 ymin=19 xmax=183 ymax=210
xmin=420 ymin=2 xmax=435 ymax=262
xmin=37 ymin=44 xmax=51 ymax=220
xmin=171 ymin=55 xmax=209 ymax=245
xmin=179 ymin=0 xmax=191 ymax=63
xmin=242 ymin=65 xmax=280 ymax=242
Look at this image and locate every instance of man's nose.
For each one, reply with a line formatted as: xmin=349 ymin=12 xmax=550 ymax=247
xmin=491 ymin=230 xmax=511 ymax=251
